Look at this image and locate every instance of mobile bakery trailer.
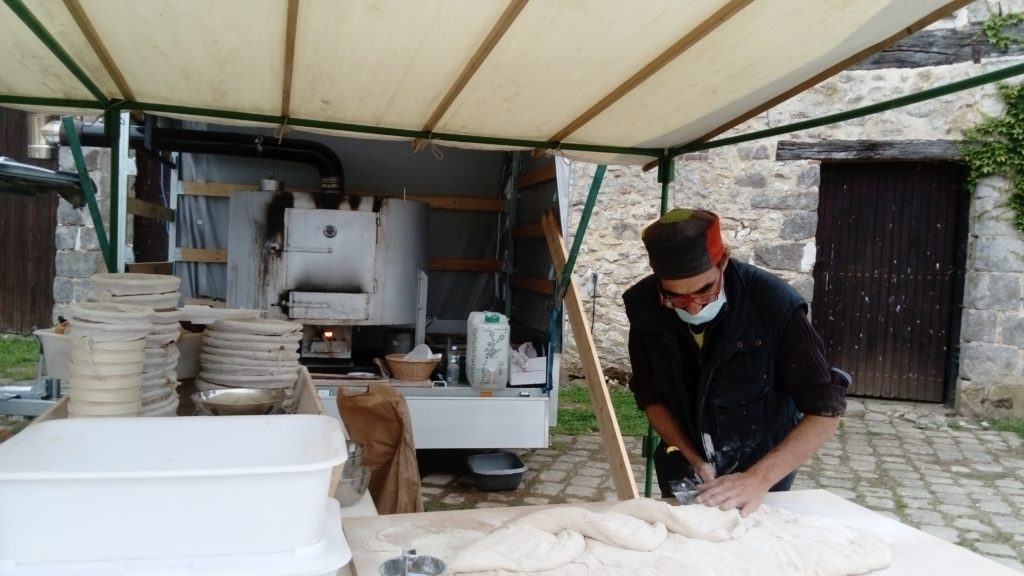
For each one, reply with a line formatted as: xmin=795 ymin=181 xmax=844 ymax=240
xmin=3 ymin=0 xmax=1014 ymax=503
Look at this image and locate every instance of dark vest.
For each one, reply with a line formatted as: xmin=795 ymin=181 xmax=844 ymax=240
xmin=623 ymin=259 xmax=805 ymax=474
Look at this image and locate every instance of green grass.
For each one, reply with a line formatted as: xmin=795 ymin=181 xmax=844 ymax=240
xmin=0 ymin=334 xmax=39 ymax=382
xmin=988 ymin=418 xmax=1024 ymax=439
xmin=554 ymin=385 xmax=648 ymax=437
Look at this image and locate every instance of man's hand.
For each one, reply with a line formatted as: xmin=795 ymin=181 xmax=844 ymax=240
xmin=692 ymin=459 xmax=717 ymax=484
xmin=694 ymin=470 xmax=772 ymax=517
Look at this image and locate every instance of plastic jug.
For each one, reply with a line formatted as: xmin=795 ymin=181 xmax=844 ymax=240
xmin=466 ymin=312 xmax=510 ymax=389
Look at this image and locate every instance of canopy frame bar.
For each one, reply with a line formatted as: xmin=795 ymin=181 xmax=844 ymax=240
xmin=3 ymin=0 xmax=110 ymax=108
xmin=421 ymin=0 xmax=528 ymax=134
xmin=62 ymin=115 xmax=114 ymax=272
xmin=547 ymin=0 xmax=754 ymax=144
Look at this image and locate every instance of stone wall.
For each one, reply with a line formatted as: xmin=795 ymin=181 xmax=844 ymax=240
xmin=957 ymin=177 xmax=1024 ymax=418
xmin=51 ymin=146 xmax=110 ymax=323
xmin=562 ymin=1 xmax=1024 ymax=416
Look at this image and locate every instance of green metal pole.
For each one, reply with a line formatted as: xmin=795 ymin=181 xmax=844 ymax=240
xmin=642 ymin=157 xmax=675 ymax=498
xmin=105 ymin=108 xmax=121 ymax=271
xmin=62 ymin=117 xmax=114 ymax=272
xmin=555 ymin=165 xmax=606 ymax=301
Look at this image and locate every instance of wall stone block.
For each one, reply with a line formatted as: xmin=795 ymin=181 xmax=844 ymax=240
xmin=780 ymin=212 xmax=818 ymax=241
xmin=965 ymin=272 xmax=1022 ymax=311
xmin=56 ymin=198 xmax=85 ymax=226
xmin=754 ymin=243 xmax=806 ymax=271
xmin=55 ymin=251 xmax=101 ymax=278
xmin=797 ymin=165 xmax=820 ymax=188
xmin=54 ymin=226 xmax=76 ymax=251
xmin=1003 ymin=315 xmax=1024 ymax=347
xmin=961 ymin=309 xmax=998 ymax=343
xmin=960 ymin=341 xmax=1023 ymax=381
xmin=971 ymin=237 xmax=1024 ymax=273
xmin=750 ymin=191 xmax=818 ymax=210
xmin=79 ymin=226 xmax=100 ymax=251
xmin=735 ymin=173 xmax=767 ymax=189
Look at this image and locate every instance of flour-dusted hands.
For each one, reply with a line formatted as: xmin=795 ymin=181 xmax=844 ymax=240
xmin=694 ymin=470 xmax=773 ymax=517
xmin=692 ymin=459 xmax=717 ymax=484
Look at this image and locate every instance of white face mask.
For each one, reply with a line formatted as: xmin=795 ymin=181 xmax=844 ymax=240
xmin=674 ymin=290 xmax=727 ymax=325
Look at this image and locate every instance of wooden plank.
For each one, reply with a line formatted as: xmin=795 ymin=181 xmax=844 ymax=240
xmin=541 ymin=210 xmax=637 ymax=500
xmin=403 ymin=195 xmax=506 ymax=212
xmin=513 ymin=224 xmax=544 ymax=239
xmin=511 ymin=274 xmax=554 ymax=295
xmin=127 ymin=197 xmax=175 ymax=222
xmin=515 ymin=165 xmax=555 ymax=190
xmin=179 ymin=248 xmax=227 ymax=263
xmin=851 ymin=22 xmax=1024 ymax=70
xmin=182 ymin=181 xmax=249 ymax=197
xmin=776 ymin=140 xmax=961 ymax=162
xmin=125 ymin=261 xmax=173 ymax=275
xmin=428 ymin=258 xmax=503 ymax=273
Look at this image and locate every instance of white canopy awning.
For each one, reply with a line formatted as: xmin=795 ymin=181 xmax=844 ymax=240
xmin=0 ymin=0 xmax=968 ymax=165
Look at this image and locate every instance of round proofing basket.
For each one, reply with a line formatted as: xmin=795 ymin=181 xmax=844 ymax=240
xmin=71 ymin=386 xmax=141 ymax=403
xmin=385 ymin=354 xmax=440 ymax=381
xmin=70 ymin=372 xmax=142 ymax=389
xmin=91 ymin=272 xmax=181 ymax=296
xmin=68 ymin=398 xmax=140 ymax=417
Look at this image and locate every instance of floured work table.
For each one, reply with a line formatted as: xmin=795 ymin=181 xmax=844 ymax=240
xmin=340 ymin=489 xmax=1020 ymax=575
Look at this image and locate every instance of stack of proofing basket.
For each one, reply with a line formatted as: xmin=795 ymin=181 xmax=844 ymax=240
xmin=89 ymin=273 xmax=183 ymax=416
xmin=196 ymin=318 xmax=303 ymax=412
xmin=66 ymin=302 xmax=152 ymax=418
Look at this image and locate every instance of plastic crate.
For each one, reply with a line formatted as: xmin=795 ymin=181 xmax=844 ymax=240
xmin=467 ymin=452 xmax=527 ymax=491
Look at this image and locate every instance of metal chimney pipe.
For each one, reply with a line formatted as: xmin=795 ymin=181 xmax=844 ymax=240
xmin=26 ymin=114 xmax=59 ymax=159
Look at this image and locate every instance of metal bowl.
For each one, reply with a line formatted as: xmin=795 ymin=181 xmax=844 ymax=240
xmin=379 ymin=553 xmax=446 ymax=576
xmin=191 ymin=388 xmax=286 ymax=416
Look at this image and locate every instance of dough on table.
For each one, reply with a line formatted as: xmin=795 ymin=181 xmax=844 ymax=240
xmin=427 ymin=499 xmax=892 ymax=576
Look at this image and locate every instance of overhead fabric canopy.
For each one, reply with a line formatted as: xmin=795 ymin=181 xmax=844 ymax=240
xmin=0 ymin=0 xmax=968 ymax=165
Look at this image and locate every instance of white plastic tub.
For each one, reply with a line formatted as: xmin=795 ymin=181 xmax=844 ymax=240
xmin=0 ymin=415 xmax=346 ymax=565
xmin=0 ymin=498 xmax=351 ymax=576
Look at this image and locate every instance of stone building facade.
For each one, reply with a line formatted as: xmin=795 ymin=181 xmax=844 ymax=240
xmin=562 ymin=0 xmax=1024 ymax=417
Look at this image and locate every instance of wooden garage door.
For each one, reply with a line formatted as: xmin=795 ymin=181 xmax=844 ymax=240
xmin=812 ymin=162 xmax=966 ymax=402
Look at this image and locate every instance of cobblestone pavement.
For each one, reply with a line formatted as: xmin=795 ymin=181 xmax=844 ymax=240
xmin=419 ymin=398 xmax=1024 ymax=572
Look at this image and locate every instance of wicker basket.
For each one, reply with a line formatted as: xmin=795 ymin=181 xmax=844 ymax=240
xmin=385 ymin=353 xmax=440 ymax=381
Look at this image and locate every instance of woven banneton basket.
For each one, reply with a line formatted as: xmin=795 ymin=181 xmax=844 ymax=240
xmin=385 ymin=354 xmax=440 ymax=381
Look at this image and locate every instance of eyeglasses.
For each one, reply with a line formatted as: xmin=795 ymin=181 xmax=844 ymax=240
xmin=659 ymin=266 xmax=724 ymax=309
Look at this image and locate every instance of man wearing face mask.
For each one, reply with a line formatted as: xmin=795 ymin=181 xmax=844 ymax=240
xmin=623 ymin=208 xmax=847 ymax=516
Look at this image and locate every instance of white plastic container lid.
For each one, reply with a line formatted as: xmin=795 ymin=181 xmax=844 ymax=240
xmin=0 ymin=498 xmax=351 ymax=576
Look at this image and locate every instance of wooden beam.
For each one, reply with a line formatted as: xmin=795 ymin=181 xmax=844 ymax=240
xmin=515 ymin=164 xmax=555 ymax=190
xmin=541 ymin=210 xmax=637 ymax=500
xmin=513 ymin=224 xmax=544 ymax=239
xmin=280 ymin=0 xmax=300 ymax=118
xmin=850 ymin=22 xmax=1024 ymax=71
xmin=182 ymin=181 xmax=249 ymax=197
xmin=511 ymin=274 xmax=554 ymax=295
xmin=400 ymin=195 xmax=506 ymax=212
xmin=691 ymin=0 xmax=974 ymax=145
xmin=775 ymin=140 xmax=962 ymax=162
xmin=421 ymin=0 xmax=528 ymax=134
xmin=428 ymin=258 xmax=503 ymax=273
xmin=179 ymin=248 xmax=227 ymax=263
xmin=126 ymin=261 xmax=173 ymax=275
xmin=127 ymin=197 xmax=175 ymax=222
xmin=547 ymin=0 xmax=754 ymax=143
xmin=63 ymin=0 xmax=136 ymax=104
